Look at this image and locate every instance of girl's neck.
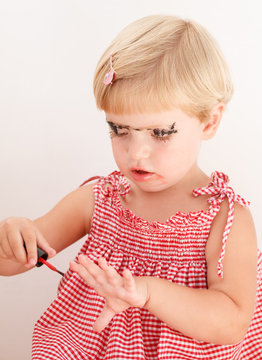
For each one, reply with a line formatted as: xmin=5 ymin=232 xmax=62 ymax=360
xmin=121 ymin=167 xmax=210 ymax=223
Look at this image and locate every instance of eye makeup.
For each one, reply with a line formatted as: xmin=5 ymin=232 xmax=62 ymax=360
xmin=107 ymin=121 xmax=129 ymax=135
xmin=152 ymin=122 xmax=178 ymax=137
xmin=107 ymin=120 xmax=178 ymax=137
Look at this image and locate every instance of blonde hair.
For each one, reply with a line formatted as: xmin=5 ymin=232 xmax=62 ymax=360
xmin=93 ymin=15 xmax=233 ymax=122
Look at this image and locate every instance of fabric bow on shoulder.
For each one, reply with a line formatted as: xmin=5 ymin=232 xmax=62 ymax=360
xmin=193 ymin=171 xmax=250 ymax=278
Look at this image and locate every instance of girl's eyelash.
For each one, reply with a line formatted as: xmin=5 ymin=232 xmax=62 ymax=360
xmin=152 ymin=125 xmax=178 ymax=142
xmin=109 ymin=131 xmax=176 ymax=143
xmin=152 ymin=133 xmax=172 ymax=142
xmin=109 ymin=130 xmax=128 ymax=138
xmin=152 ymin=124 xmax=177 ymax=137
xmin=109 ymin=130 xmax=172 ymax=142
xmin=107 ymin=121 xmax=129 ymax=137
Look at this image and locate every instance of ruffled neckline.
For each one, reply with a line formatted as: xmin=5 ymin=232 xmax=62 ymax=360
xmin=97 ymin=171 xmax=222 ymax=231
xmin=117 ymin=205 xmax=217 ymax=231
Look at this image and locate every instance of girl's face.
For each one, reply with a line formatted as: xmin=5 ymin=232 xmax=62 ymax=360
xmin=106 ymin=109 xmax=207 ymax=193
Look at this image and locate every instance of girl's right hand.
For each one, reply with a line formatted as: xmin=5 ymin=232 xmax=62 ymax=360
xmin=0 ymin=217 xmax=56 ymax=269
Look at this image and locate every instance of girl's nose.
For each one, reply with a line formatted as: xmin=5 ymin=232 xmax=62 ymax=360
xmin=128 ymin=132 xmax=152 ymax=160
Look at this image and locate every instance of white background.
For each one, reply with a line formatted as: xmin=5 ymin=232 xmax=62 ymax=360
xmin=0 ymin=0 xmax=261 ymax=358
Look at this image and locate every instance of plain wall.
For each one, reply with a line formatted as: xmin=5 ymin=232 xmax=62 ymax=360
xmin=0 ymin=0 xmax=261 ymax=358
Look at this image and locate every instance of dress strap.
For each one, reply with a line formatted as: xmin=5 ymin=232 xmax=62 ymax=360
xmin=193 ymin=171 xmax=250 ymax=278
xmin=79 ymin=172 xmax=130 ymax=196
xmin=79 ymin=176 xmax=102 ymax=187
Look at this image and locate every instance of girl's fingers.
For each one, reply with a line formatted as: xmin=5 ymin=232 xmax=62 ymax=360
xmin=72 ymin=257 xmax=121 ymax=297
xmin=98 ymin=257 xmax=119 ymax=283
xmin=23 ymin=227 xmax=55 ymax=266
xmin=77 ymin=256 xmax=132 ymax=293
xmin=97 ymin=257 xmax=108 ymax=270
xmin=0 ymin=244 xmax=7 ymax=259
xmin=78 ymin=255 xmax=105 ymax=281
xmin=70 ymin=260 xmax=97 ymax=289
xmin=1 ymin=234 xmax=16 ymax=259
xmin=35 ymin=229 xmax=56 ymax=259
xmin=10 ymin=231 xmax=29 ymax=264
xmin=21 ymin=228 xmax=38 ymax=265
xmin=0 ymin=217 xmax=55 ymax=267
xmin=0 ymin=237 xmax=9 ymax=258
xmin=78 ymin=254 xmax=95 ymax=270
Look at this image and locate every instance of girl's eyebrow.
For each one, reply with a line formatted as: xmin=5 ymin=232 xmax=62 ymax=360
xmin=106 ymin=119 xmax=177 ymax=133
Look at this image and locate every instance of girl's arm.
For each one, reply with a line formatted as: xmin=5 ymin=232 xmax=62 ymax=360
xmin=71 ymin=200 xmax=257 ymax=345
xmin=34 ymin=184 xmax=95 ymax=253
xmin=0 ymin=184 xmax=95 ymax=276
xmin=144 ymin=201 xmax=257 ymax=345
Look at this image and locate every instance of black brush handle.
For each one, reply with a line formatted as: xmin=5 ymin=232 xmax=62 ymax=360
xmin=36 ymin=247 xmax=48 ymax=267
xmin=23 ymin=243 xmax=48 ymax=267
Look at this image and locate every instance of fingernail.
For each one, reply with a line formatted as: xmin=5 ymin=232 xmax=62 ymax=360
xmin=49 ymin=249 xmax=56 ymax=257
xmin=29 ymin=258 xmax=36 ymax=266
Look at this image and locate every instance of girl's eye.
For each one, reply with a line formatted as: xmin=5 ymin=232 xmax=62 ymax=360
xmin=153 ymin=134 xmax=171 ymax=142
xmin=152 ymin=133 xmax=172 ymax=142
xmin=152 ymin=125 xmax=177 ymax=142
xmin=109 ymin=130 xmax=128 ymax=138
xmin=107 ymin=121 xmax=129 ymax=138
xmin=108 ymin=127 xmax=129 ymax=138
xmin=152 ymin=129 xmax=172 ymax=142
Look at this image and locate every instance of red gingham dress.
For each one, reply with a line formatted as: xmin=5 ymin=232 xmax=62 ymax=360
xmin=32 ymin=171 xmax=262 ymax=359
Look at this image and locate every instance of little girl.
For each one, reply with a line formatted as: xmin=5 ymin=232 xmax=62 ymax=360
xmin=0 ymin=15 xmax=261 ymax=360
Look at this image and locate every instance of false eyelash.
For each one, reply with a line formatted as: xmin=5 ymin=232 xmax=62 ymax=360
xmin=109 ymin=130 xmax=175 ymax=142
xmin=152 ymin=134 xmax=172 ymax=142
xmin=109 ymin=130 xmax=128 ymax=139
xmin=152 ymin=124 xmax=178 ymax=137
xmin=107 ymin=121 xmax=119 ymax=134
xmin=152 ymin=126 xmax=177 ymax=142
xmin=107 ymin=121 xmax=130 ymax=135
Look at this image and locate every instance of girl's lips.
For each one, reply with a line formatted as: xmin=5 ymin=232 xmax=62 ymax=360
xmin=130 ymin=169 xmax=155 ymax=182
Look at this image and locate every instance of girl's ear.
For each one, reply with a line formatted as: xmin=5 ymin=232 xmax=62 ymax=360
xmin=201 ymin=102 xmax=224 ymax=140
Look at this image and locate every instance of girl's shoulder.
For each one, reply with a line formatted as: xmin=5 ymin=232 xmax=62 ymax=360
xmin=81 ymin=171 xmax=130 ymax=197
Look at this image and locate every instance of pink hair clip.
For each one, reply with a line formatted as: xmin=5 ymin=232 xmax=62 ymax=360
xmin=103 ymin=55 xmax=115 ymax=85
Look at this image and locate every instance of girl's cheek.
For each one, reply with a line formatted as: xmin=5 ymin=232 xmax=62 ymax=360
xmin=154 ymin=141 xmax=174 ymax=155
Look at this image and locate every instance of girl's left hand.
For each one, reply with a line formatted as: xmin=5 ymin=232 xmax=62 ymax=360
xmin=70 ymin=255 xmax=149 ymax=332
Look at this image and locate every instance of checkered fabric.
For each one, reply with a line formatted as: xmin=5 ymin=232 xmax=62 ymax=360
xmin=32 ymin=171 xmax=262 ymax=359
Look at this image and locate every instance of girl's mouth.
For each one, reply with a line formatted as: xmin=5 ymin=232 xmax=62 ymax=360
xmin=134 ymin=170 xmax=149 ymax=174
xmin=131 ymin=169 xmax=155 ymax=181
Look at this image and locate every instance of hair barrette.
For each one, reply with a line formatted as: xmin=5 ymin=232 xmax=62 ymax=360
xmin=103 ymin=55 xmax=115 ymax=85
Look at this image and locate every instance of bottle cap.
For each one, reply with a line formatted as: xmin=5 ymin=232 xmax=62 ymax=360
xmin=36 ymin=247 xmax=48 ymax=267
